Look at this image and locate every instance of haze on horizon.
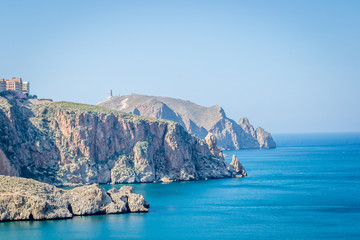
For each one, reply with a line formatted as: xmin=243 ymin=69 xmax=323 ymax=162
xmin=1 ymin=0 xmax=359 ymax=134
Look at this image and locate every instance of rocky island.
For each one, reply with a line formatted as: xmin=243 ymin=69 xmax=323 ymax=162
xmin=97 ymin=94 xmax=276 ymax=150
xmin=0 ymin=175 xmax=149 ymax=222
xmin=0 ymin=92 xmax=246 ymax=186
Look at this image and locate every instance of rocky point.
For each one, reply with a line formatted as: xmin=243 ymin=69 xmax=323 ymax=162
xmin=0 ymin=93 xmax=246 ymax=186
xmin=0 ymin=175 xmax=149 ymax=222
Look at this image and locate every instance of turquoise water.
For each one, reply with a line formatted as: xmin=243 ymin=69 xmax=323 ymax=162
xmin=1 ymin=133 xmax=360 ymax=240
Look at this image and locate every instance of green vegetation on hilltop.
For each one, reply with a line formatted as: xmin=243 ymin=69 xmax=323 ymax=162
xmin=29 ymin=101 xmax=176 ymax=125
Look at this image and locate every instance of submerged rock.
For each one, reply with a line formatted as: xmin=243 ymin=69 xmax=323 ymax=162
xmin=230 ymin=155 xmax=247 ymax=178
xmin=0 ymin=175 xmax=149 ymax=222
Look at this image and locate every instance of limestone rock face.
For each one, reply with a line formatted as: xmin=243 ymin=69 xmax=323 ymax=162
xmin=66 ymin=185 xmax=113 ymax=215
xmin=119 ymin=186 xmax=135 ymax=194
xmin=106 ymin=188 xmax=129 ymax=213
xmin=111 ymin=155 xmax=139 ymax=184
xmin=205 ymin=133 xmax=224 ymax=159
xmin=230 ymin=155 xmax=247 ymax=178
xmin=256 ymin=127 xmax=276 ymax=148
xmin=0 ymin=93 xmax=244 ymax=186
xmin=97 ymin=94 xmax=276 ymax=150
xmin=238 ymin=117 xmax=256 ymax=138
xmin=133 ymin=141 xmax=155 ymax=182
xmin=106 ymin=186 xmax=149 ymax=213
xmin=0 ymin=176 xmax=71 ymax=222
xmin=0 ymin=175 xmax=149 ymax=222
xmin=238 ymin=118 xmax=276 ymax=149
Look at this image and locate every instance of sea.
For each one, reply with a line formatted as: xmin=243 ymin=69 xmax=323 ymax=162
xmin=1 ymin=133 xmax=359 ymax=240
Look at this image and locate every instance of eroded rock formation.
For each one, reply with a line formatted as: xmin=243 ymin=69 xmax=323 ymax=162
xmin=0 ymin=175 xmax=149 ymax=222
xmin=238 ymin=118 xmax=276 ymax=149
xmin=230 ymin=155 xmax=247 ymax=178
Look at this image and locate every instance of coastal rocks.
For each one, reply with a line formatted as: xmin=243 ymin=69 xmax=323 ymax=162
xmin=230 ymin=155 xmax=247 ymax=178
xmin=0 ymin=175 xmax=150 ymax=222
xmin=133 ymin=141 xmax=155 ymax=182
xmin=238 ymin=118 xmax=276 ymax=149
xmin=209 ymin=117 xmax=258 ymax=150
xmin=111 ymin=155 xmax=139 ymax=184
xmin=205 ymin=133 xmax=224 ymax=158
xmin=106 ymin=186 xmax=149 ymax=213
xmin=66 ymin=185 xmax=113 ymax=215
xmin=256 ymin=127 xmax=276 ymax=148
xmin=238 ymin=117 xmax=256 ymax=138
xmin=0 ymin=176 xmax=72 ymax=221
xmin=0 ymin=93 xmax=244 ymax=186
xmin=98 ymin=94 xmax=276 ymax=150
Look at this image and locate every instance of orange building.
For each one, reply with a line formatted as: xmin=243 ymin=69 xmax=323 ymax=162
xmin=6 ymin=77 xmax=22 ymax=92
xmin=22 ymin=81 xmax=30 ymax=94
xmin=0 ymin=77 xmax=30 ymax=95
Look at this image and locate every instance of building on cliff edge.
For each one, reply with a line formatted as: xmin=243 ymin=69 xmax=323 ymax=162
xmin=0 ymin=77 xmax=30 ymax=95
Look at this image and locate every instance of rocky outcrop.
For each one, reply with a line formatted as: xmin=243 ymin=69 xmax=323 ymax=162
xmin=97 ymin=94 xmax=276 ymax=150
xmin=230 ymin=155 xmax=247 ymax=178
xmin=107 ymin=187 xmax=149 ymax=212
xmin=0 ymin=175 xmax=149 ymax=222
xmin=205 ymin=133 xmax=224 ymax=158
xmin=255 ymin=127 xmax=276 ymax=148
xmin=238 ymin=118 xmax=276 ymax=149
xmin=0 ymin=93 xmax=245 ymax=186
xmin=238 ymin=117 xmax=257 ymax=138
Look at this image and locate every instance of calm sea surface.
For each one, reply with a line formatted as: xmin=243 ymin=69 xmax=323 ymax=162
xmin=1 ymin=133 xmax=360 ymax=240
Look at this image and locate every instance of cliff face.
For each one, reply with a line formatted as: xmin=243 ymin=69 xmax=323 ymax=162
xmin=0 ymin=94 xmax=243 ymax=186
xmin=230 ymin=155 xmax=247 ymax=178
xmin=97 ymin=94 xmax=276 ymax=150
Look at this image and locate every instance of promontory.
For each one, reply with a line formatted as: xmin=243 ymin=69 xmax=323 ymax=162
xmin=0 ymin=92 xmax=246 ymax=186
xmin=97 ymin=94 xmax=276 ymax=150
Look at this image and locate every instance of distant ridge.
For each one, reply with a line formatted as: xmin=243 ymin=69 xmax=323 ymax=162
xmin=98 ymin=94 xmax=276 ymax=150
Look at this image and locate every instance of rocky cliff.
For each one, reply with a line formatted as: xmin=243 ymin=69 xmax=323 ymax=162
xmin=0 ymin=93 xmax=244 ymax=186
xmin=230 ymin=155 xmax=247 ymax=178
xmin=97 ymin=94 xmax=276 ymax=150
xmin=0 ymin=175 xmax=149 ymax=222
xmin=238 ymin=117 xmax=276 ymax=148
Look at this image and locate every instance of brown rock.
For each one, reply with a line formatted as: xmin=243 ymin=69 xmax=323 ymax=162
xmin=0 ymin=175 xmax=72 ymax=221
xmin=127 ymin=194 xmax=150 ymax=212
xmin=230 ymin=155 xmax=247 ymax=178
xmin=119 ymin=186 xmax=135 ymax=194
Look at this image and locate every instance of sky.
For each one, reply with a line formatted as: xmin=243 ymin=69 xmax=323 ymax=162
xmin=0 ymin=0 xmax=359 ymax=133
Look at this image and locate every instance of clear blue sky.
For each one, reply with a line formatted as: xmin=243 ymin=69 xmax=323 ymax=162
xmin=1 ymin=0 xmax=359 ymax=133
